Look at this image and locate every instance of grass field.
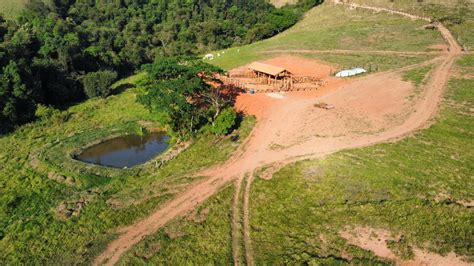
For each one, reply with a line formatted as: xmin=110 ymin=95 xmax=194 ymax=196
xmin=349 ymin=0 xmax=474 ymax=50
xmin=0 ymin=74 xmax=255 ymax=264
xmin=118 ymin=184 xmax=235 ymax=265
xmin=300 ymin=52 xmax=434 ymax=72
xmin=249 ymin=56 xmax=474 ymax=264
xmin=402 ymin=64 xmax=434 ymax=88
xmin=0 ymin=0 xmax=27 ymax=20
xmin=210 ymin=3 xmax=443 ymax=70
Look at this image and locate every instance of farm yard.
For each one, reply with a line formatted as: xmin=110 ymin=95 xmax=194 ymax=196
xmin=0 ymin=1 xmax=473 ymax=265
xmin=220 ymin=56 xmax=329 ymax=93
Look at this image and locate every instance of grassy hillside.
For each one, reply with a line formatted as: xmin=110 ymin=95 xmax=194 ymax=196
xmin=0 ymin=74 xmax=255 ymax=264
xmin=118 ymin=184 xmax=235 ymax=265
xmin=348 ymin=0 xmax=474 ymax=50
xmin=211 ymin=3 xmax=443 ymax=70
xmin=0 ymin=0 xmax=27 ymax=19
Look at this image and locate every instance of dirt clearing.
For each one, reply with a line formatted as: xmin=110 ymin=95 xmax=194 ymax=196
xmin=262 ymin=55 xmax=333 ymax=78
xmin=234 ymin=55 xmax=346 ymax=119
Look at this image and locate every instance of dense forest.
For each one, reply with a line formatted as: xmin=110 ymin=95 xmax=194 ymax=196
xmin=0 ymin=0 xmax=322 ymax=134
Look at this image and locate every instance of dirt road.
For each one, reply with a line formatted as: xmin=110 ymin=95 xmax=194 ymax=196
xmin=260 ymin=49 xmax=444 ymax=56
xmin=94 ymin=11 xmax=462 ymax=266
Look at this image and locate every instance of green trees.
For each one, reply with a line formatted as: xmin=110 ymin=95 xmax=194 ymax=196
xmin=210 ymin=107 xmax=237 ymax=135
xmin=267 ymin=9 xmax=299 ymax=35
xmin=0 ymin=61 xmax=37 ymax=133
xmin=83 ymin=70 xmax=118 ymax=98
xmin=0 ymin=0 xmax=322 ymax=133
xmin=138 ymin=57 xmax=236 ymax=138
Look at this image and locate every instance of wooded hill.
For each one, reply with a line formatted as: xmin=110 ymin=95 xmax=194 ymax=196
xmin=0 ymin=0 xmax=322 ymax=133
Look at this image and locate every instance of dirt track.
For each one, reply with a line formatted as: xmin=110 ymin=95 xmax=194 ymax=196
xmin=260 ymin=49 xmax=445 ymax=56
xmin=94 ymin=9 xmax=462 ymax=266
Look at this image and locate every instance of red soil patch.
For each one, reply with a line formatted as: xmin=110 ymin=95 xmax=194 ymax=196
xmin=340 ymin=226 xmax=471 ymax=266
xmin=262 ymin=55 xmax=333 ymax=78
xmin=234 ymin=78 xmax=345 ymax=119
xmin=233 ymin=55 xmax=346 ymax=119
xmin=340 ymin=227 xmax=398 ymax=260
xmin=429 ymin=44 xmax=449 ymax=52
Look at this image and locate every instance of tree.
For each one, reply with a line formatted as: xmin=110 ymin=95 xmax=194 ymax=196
xmin=82 ymin=70 xmax=117 ymax=98
xmin=0 ymin=16 xmax=7 ymax=42
xmin=210 ymin=107 xmax=237 ymax=135
xmin=266 ymin=9 xmax=299 ymax=35
xmin=138 ymin=56 xmax=226 ymax=138
xmin=0 ymin=61 xmax=37 ymax=132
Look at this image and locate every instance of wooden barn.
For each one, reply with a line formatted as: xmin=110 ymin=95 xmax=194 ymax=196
xmin=247 ymin=62 xmax=293 ymax=79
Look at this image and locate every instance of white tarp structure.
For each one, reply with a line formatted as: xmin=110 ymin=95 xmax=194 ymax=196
xmin=203 ymin=53 xmax=214 ymax=60
xmin=335 ymin=68 xmax=367 ymax=77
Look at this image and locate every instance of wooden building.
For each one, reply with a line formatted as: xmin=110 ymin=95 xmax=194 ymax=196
xmin=247 ymin=62 xmax=293 ymax=79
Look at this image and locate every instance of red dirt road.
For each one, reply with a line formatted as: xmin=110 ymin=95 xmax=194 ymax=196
xmin=94 ymin=21 xmax=462 ymax=266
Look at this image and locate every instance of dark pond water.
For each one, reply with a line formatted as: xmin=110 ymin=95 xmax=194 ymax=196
xmin=76 ymin=132 xmax=170 ymax=168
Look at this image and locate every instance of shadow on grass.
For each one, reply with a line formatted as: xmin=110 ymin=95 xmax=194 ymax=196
xmin=112 ymin=83 xmax=135 ymax=95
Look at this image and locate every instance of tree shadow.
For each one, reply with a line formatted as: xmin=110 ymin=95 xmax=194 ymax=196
xmin=111 ymin=83 xmax=135 ymax=95
xmin=222 ymin=84 xmax=246 ymax=107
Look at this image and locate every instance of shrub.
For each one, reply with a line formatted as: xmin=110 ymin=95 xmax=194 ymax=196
xmin=83 ymin=70 xmax=118 ymax=98
xmin=35 ymin=104 xmax=59 ymax=120
xmin=210 ymin=108 xmax=237 ymax=135
xmin=35 ymin=104 xmax=70 ymax=124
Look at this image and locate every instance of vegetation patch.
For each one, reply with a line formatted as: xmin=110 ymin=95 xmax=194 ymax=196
xmin=402 ymin=64 xmax=434 ymax=88
xmin=307 ymin=53 xmax=434 ymax=73
xmin=457 ymin=54 xmax=474 ymax=68
xmin=0 ymin=0 xmax=27 ymax=19
xmin=349 ymin=0 xmax=474 ymax=50
xmin=118 ymin=185 xmax=235 ymax=265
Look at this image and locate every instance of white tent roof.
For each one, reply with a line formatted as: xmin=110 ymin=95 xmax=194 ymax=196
xmin=335 ymin=68 xmax=367 ymax=77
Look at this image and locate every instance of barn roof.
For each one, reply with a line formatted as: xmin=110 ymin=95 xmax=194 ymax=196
xmin=248 ymin=62 xmax=289 ymax=76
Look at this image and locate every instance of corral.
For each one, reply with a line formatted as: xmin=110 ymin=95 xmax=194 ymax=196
xmin=219 ymin=58 xmax=328 ymax=93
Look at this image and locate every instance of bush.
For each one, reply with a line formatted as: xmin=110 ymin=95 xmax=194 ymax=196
xmin=35 ymin=104 xmax=70 ymax=124
xmin=210 ymin=108 xmax=237 ymax=135
xmin=83 ymin=70 xmax=118 ymax=98
xmin=35 ymin=104 xmax=59 ymax=120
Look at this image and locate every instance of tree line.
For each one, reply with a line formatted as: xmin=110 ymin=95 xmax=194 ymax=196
xmin=0 ymin=0 xmax=322 ymax=134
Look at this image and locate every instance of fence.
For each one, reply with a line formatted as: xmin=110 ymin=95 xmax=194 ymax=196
xmin=219 ymin=69 xmax=333 ymax=93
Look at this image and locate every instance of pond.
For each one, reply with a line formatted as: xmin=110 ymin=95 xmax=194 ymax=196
xmin=76 ymin=132 xmax=170 ymax=168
